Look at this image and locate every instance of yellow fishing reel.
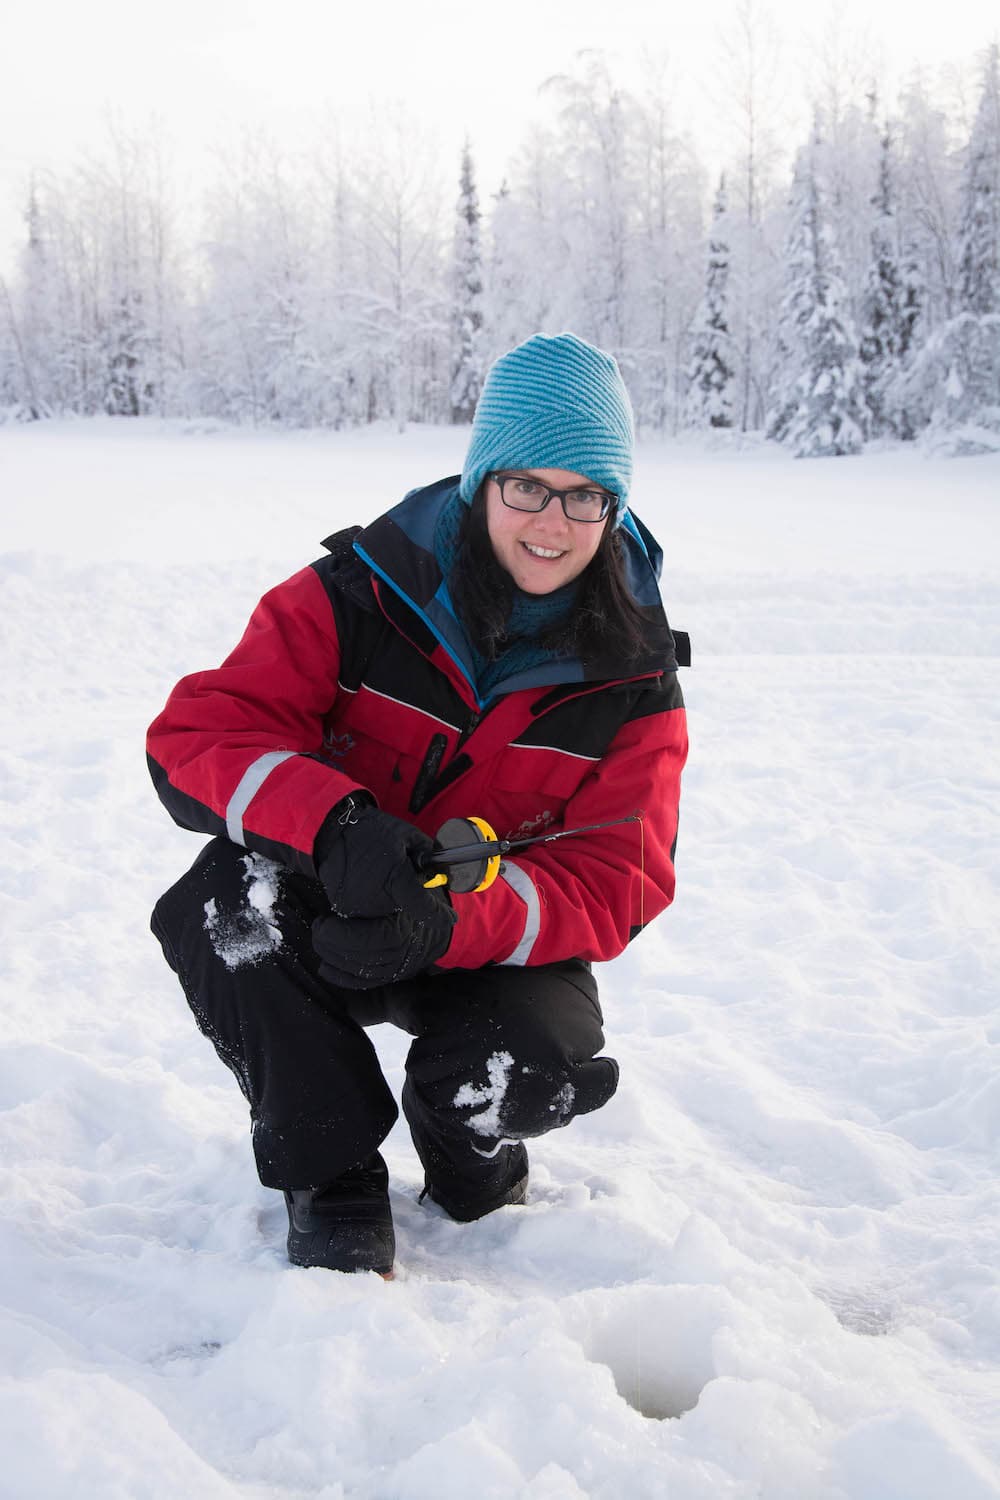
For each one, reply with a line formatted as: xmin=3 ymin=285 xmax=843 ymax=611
xmin=418 ymin=809 xmax=642 ymax=896
xmin=421 ymin=816 xmax=503 ymax=894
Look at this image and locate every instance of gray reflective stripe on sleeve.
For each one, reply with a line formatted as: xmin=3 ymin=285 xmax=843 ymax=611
xmin=498 ymin=859 xmax=541 ymax=966
xmin=225 ymin=751 xmax=297 ymax=845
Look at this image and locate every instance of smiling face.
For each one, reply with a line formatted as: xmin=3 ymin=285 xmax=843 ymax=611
xmin=484 ymin=469 xmax=610 ymax=594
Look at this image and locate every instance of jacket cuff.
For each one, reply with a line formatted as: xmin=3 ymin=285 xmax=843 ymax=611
xmin=312 ymin=791 xmax=377 ymax=869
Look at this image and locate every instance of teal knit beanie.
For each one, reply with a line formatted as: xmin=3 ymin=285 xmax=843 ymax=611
xmin=459 ymin=333 xmax=635 ymax=524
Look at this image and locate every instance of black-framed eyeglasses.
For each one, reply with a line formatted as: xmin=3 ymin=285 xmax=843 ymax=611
xmin=490 ymin=472 xmax=616 ymax=524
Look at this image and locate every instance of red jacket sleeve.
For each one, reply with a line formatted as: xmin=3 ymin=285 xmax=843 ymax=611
xmin=146 ymin=566 xmax=367 ymax=875
xmin=437 ymin=685 xmax=687 ymax=969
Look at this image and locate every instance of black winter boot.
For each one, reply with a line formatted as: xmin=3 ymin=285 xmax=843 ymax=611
xmin=421 ymin=1149 xmax=530 ymax=1223
xmin=284 ymin=1153 xmax=395 ymax=1276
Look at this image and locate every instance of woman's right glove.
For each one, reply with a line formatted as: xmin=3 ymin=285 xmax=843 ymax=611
xmin=315 ymin=794 xmax=442 ymax=921
xmin=312 ymin=903 xmax=455 ymax=989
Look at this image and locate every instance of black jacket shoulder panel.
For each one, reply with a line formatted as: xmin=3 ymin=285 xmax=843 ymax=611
xmin=515 ymin=671 xmax=683 ymax=757
xmin=312 ymin=529 xmax=389 ymax=692
xmin=316 ymin=526 xmax=378 ymax=614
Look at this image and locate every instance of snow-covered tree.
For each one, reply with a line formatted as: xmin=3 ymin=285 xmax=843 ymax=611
xmin=631 ymin=59 xmax=705 ymax=432
xmin=482 ymin=180 xmax=522 ymax=360
xmin=0 ymin=274 xmax=38 ymax=418
xmin=8 ymin=123 xmax=188 ymax=419
xmin=194 ymin=116 xmax=450 ymax=430
xmin=858 ymin=129 xmax=917 ymax=437
xmin=894 ymin=47 xmax=1000 ymax=453
xmin=892 ymin=312 xmax=1000 ymax=452
xmin=5 ymin=44 xmax=999 ymax=451
xmin=957 ymin=43 xmax=1000 ymax=316
xmin=809 ymin=26 xmax=883 ymax=320
xmin=684 ymin=176 xmax=736 ymax=428
xmin=767 ymin=134 xmax=866 ymax=456
xmin=195 ymin=139 xmax=312 ymax=425
xmin=4 ymin=183 xmax=53 ymax=418
xmin=88 ymin=122 xmax=181 ymax=417
xmin=895 ymin=73 xmax=962 ymax=331
xmin=712 ymin=0 xmax=786 ymax=430
xmin=483 ymin=130 xmax=571 ymax=360
xmin=353 ymin=112 xmax=449 ymax=429
xmin=450 ymin=141 xmax=485 ymax=424
xmin=544 ymin=56 xmax=635 ymax=352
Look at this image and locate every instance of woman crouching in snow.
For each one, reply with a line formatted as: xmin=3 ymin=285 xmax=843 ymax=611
xmin=148 ymin=333 xmax=688 ymax=1277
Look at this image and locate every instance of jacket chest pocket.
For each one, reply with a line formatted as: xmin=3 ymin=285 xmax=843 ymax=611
xmin=322 ymin=691 xmax=460 ymax=814
xmin=322 ymin=723 xmax=402 ymax=795
xmin=479 ymin=746 xmax=597 ymax=841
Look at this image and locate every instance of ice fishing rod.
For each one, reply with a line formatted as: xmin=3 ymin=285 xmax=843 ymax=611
xmin=417 ymin=812 xmax=642 ymax=895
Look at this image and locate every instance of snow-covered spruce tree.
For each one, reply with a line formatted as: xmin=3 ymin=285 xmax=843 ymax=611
xmin=450 ymin=140 xmax=485 ymax=424
xmin=958 ymin=42 xmax=1000 ymax=319
xmin=766 ymin=133 xmax=866 ymax=457
xmin=894 ymin=46 xmax=1000 ymax=453
xmin=683 ymin=175 xmax=735 ymax=428
xmin=858 ymin=128 xmax=914 ymax=438
xmin=766 ymin=146 xmax=816 ymax=443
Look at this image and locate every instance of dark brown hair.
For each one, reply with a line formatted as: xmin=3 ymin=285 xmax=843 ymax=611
xmin=449 ymin=491 xmax=649 ymax=666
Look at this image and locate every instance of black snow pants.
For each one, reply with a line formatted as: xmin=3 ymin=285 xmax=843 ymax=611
xmin=151 ymin=837 xmax=619 ymax=1220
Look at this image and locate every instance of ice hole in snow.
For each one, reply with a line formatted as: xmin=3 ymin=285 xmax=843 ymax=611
xmin=567 ymin=1286 xmax=721 ymax=1421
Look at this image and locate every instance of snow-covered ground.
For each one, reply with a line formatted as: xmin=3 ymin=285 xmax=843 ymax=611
xmin=2 ymin=418 xmax=999 ymax=1499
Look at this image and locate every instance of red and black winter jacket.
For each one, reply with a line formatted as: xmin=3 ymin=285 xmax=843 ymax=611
xmin=147 ymin=478 xmax=689 ymax=970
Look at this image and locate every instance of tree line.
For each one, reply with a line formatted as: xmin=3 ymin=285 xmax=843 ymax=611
xmin=1 ymin=44 xmax=998 ymax=457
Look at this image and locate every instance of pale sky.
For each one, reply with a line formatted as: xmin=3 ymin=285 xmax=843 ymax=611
xmin=1 ymin=0 xmax=996 ymax=277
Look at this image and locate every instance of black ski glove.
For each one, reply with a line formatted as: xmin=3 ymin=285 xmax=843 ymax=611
xmin=312 ymin=902 xmax=456 ymax=990
xmin=315 ymin=794 xmax=441 ymax=922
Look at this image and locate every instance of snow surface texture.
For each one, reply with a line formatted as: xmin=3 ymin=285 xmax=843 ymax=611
xmin=2 ymin=419 xmax=999 ymax=1499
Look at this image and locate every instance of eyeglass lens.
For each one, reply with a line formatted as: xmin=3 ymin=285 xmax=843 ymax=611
xmin=496 ymin=475 xmax=611 ymax=522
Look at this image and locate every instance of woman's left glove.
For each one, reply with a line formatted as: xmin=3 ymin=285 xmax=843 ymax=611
xmin=312 ymin=903 xmax=455 ymax=989
xmin=315 ymin=794 xmax=441 ymax=921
